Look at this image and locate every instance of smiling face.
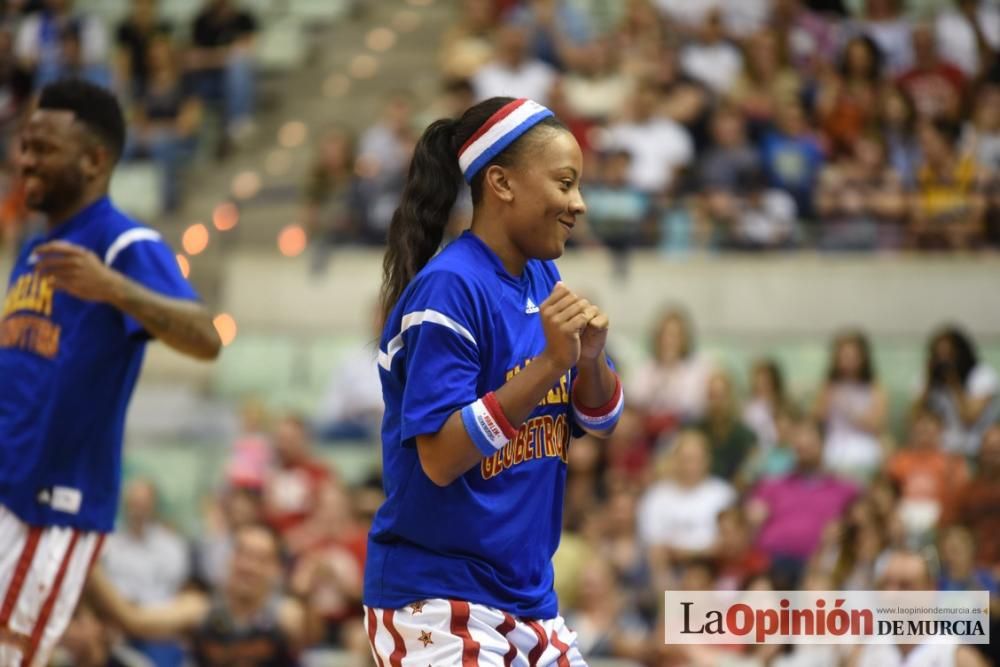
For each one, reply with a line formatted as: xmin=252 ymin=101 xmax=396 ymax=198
xmin=228 ymin=525 xmax=281 ymax=601
xmin=17 ymin=109 xmax=95 ymax=215
xmin=490 ymin=128 xmax=586 ymax=261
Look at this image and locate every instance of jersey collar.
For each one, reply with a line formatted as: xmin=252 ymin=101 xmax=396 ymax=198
xmin=45 ymin=196 xmax=112 ymax=240
xmin=459 ymin=230 xmax=526 ymax=285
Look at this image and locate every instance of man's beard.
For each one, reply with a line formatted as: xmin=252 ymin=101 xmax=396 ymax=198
xmin=26 ymin=169 xmax=87 ymax=217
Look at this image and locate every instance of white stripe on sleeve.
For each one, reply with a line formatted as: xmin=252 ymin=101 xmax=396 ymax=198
xmin=103 ymin=228 xmax=163 ymax=266
xmin=378 ymin=309 xmax=477 ymax=371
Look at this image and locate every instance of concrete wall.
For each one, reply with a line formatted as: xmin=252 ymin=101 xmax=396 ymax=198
xmin=4 ymin=250 xmax=999 ymax=386
xmin=218 ymin=250 xmax=1000 ymax=339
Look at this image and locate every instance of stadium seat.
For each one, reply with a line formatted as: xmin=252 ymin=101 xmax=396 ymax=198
xmin=158 ymin=0 xmax=202 ymax=24
xmin=287 ymin=0 xmax=350 ymax=23
xmin=213 ymin=333 xmax=298 ymax=400
xmin=256 ymin=17 xmax=308 ymax=72
xmin=110 ymin=162 xmax=163 ymax=221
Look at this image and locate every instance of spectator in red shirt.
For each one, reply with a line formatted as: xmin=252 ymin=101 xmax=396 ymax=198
xmin=288 ymin=482 xmax=366 ymax=646
xmin=263 ymin=414 xmax=334 ymax=537
xmin=713 ymin=506 xmax=770 ymax=590
xmin=949 ymin=423 xmax=1000 ymax=575
xmin=897 ymin=22 xmax=967 ymax=123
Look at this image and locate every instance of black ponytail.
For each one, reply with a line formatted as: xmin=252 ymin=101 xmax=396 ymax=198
xmin=379 ymin=118 xmax=461 ymax=325
xmin=379 ymin=97 xmax=566 ymax=324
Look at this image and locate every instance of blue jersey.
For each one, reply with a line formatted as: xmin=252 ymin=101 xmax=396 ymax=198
xmin=364 ymin=231 xmax=579 ymax=619
xmin=0 ymin=197 xmax=198 ymax=532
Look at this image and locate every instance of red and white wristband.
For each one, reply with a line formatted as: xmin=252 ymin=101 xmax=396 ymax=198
xmin=572 ymin=374 xmax=624 ymax=432
xmin=461 ymin=391 xmax=520 ymax=457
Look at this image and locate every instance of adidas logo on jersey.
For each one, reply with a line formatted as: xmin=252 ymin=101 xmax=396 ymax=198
xmin=525 ymin=298 xmax=539 ymax=314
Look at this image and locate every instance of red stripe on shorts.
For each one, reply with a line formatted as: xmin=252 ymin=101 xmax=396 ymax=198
xmin=495 ymin=611 xmax=518 ymax=666
xmin=0 ymin=526 xmax=42 ymax=628
xmin=549 ymin=628 xmax=571 ymax=667
xmin=24 ymin=531 xmax=79 ymax=664
xmin=367 ymin=607 xmax=386 ymax=667
xmin=449 ymin=600 xmax=481 ymax=666
xmin=525 ymin=619 xmax=548 ymax=666
xmin=383 ymin=609 xmax=406 ymax=667
xmin=87 ymin=534 xmax=105 ymax=572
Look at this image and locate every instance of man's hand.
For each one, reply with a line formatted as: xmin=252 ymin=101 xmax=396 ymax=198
xmin=35 ymin=240 xmax=123 ymax=303
xmin=36 ymin=240 xmax=221 ymax=360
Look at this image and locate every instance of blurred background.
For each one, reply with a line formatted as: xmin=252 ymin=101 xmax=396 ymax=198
xmin=1 ymin=0 xmax=999 ymax=665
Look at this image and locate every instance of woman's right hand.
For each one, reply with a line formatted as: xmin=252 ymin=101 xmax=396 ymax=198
xmin=539 ymin=282 xmax=598 ymax=371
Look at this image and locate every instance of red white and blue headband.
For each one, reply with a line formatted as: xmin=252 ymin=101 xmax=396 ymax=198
xmin=457 ymin=98 xmax=554 ymax=183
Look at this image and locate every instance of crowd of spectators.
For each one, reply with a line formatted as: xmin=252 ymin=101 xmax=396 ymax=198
xmin=304 ymin=0 xmax=1000 ymax=259
xmin=0 ymin=0 xmax=259 ymax=223
xmin=75 ymin=308 xmax=1000 ymax=666
xmin=73 ymin=413 xmax=380 ymax=666
xmin=554 ymin=313 xmax=1000 ymax=665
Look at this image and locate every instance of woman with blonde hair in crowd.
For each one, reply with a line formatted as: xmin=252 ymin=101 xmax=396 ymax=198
xmin=628 ymin=307 xmax=714 ymax=439
xmin=637 ymin=430 xmax=737 ymax=582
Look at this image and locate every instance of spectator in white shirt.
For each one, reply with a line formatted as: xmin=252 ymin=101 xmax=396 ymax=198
xmin=638 ymin=430 xmax=737 ymax=562
xmin=356 ymin=91 xmax=417 ymax=242
xmin=603 ymin=82 xmax=694 ymax=193
xmin=15 ymin=0 xmax=108 ymax=87
xmin=935 ymin=0 xmax=1000 ymax=79
xmin=562 ymin=36 xmax=632 ymax=122
xmin=314 ymin=302 xmax=384 ymax=441
xmin=850 ymin=0 xmax=913 ymax=76
xmin=103 ymin=478 xmax=190 ymax=606
xmin=101 ymin=478 xmax=190 ymax=666
xmin=472 ymin=22 xmax=557 ymax=104
xmin=680 ymin=8 xmax=743 ymax=96
xmin=923 ymin=326 xmax=1000 ymax=457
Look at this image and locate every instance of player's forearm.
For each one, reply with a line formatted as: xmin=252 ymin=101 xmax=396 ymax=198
xmin=108 ymin=274 xmax=222 ymax=360
xmin=573 ymin=355 xmax=617 ymax=411
xmin=417 ymin=354 xmax=567 ymax=486
xmin=85 ymin=567 xmax=156 ymax=639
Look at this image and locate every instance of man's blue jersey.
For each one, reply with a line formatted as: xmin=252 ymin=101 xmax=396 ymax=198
xmin=364 ymin=231 xmax=580 ymax=619
xmin=0 ymin=197 xmax=199 ymax=532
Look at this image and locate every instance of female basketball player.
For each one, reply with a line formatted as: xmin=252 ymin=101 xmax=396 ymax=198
xmin=363 ymin=97 xmax=623 ymax=665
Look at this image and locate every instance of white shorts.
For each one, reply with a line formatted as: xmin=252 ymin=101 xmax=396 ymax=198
xmin=364 ymin=599 xmax=587 ymax=666
xmin=0 ymin=505 xmax=105 ymax=667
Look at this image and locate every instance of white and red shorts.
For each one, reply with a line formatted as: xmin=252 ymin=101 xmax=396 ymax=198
xmin=364 ymin=599 xmax=587 ymax=666
xmin=0 ymin=505 xmax=105 ymax=667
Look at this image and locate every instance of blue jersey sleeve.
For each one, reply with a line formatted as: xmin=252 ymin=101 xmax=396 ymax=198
xmin=396 ymin=271 xmax=484 ymax=445
xmin=109 ymin=233 xmax=200 ymax=339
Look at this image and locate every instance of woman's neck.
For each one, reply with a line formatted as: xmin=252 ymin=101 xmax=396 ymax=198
xmin=676 ymin=475 xmax=704 ymax=489
xmin=470 ymin=216 xmax=526 ymax=276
